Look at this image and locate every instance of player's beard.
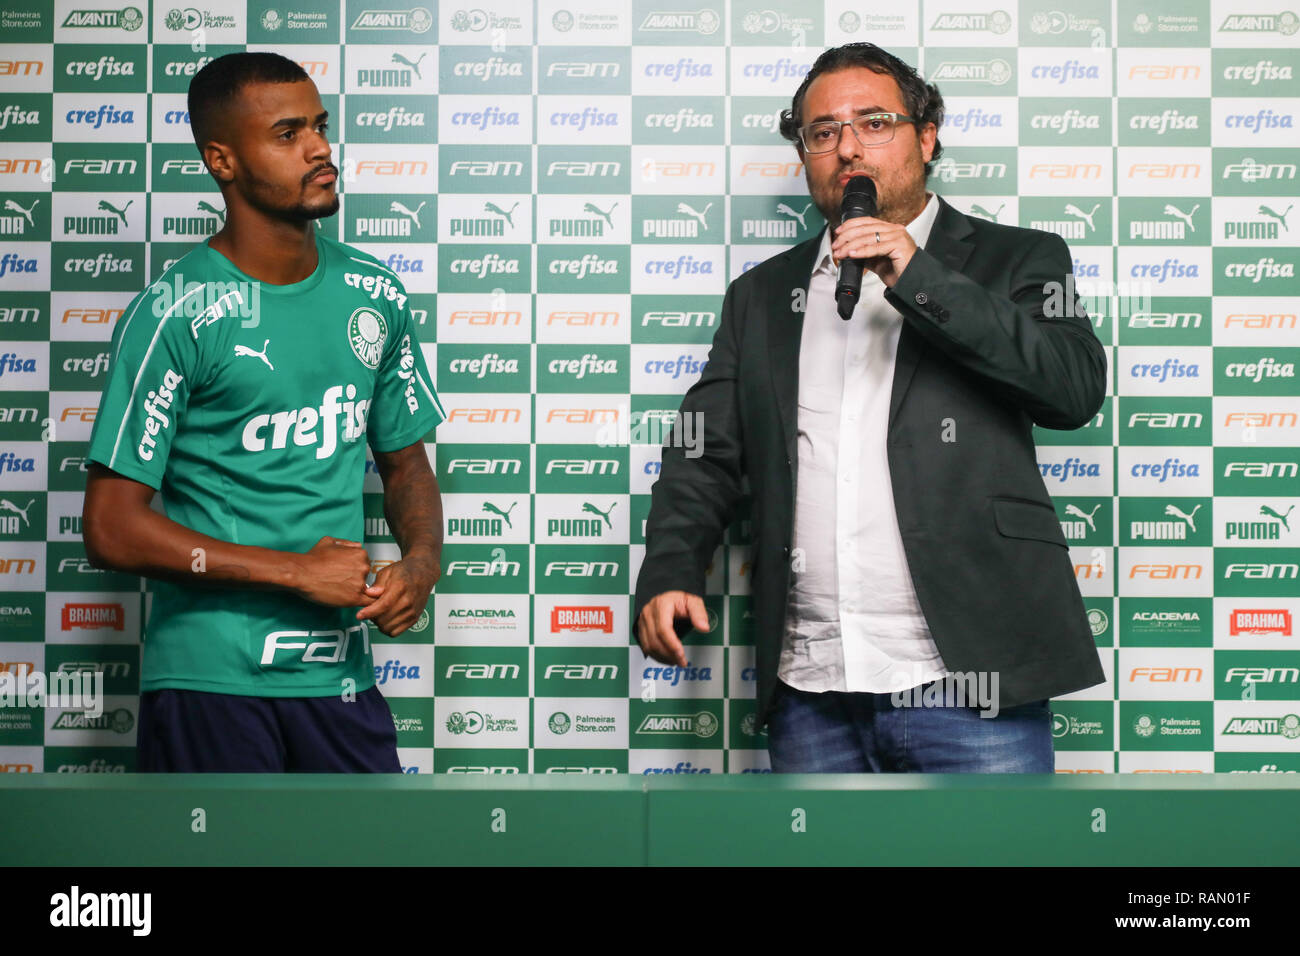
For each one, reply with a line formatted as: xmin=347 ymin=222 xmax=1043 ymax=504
xmin=237 ymin=165 xmax=339 ymax=222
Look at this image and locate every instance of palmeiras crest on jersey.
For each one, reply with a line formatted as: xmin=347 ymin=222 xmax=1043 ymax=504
xmin=348 ymin=307 xmax=388 ymax=369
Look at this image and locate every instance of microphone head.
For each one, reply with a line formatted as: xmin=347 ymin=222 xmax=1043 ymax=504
xmin=841 ymin=175 xmax=878 ymax=219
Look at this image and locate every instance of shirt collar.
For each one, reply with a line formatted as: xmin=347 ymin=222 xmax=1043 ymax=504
xmin=812 ymin=191 xmax=941 ymax=277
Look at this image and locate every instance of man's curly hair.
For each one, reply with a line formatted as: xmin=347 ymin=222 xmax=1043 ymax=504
xmin=778 ymin=43 xmax=945 ymax=178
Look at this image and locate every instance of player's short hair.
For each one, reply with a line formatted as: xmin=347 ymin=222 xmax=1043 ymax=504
xmin=778 ymin=43 xmax=945 ymax=177
xmin=188 ymin=51 xmax=311 ymax=153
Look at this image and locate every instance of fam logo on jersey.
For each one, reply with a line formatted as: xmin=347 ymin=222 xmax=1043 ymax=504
xmin=348 ymin=308 xmax=388 ymax=369
xmin=261 ymin=625 xmax=370 ymax=665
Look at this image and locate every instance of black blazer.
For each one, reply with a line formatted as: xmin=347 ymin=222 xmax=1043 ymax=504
xmin=634 ymin=195 xmax=1108 ymax=731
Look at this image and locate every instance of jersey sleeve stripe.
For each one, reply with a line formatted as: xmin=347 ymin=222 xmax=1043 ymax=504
xmin=414 ymin=367 xmax=445 ymax=419
xmin=346 ymin=253 xmax=400 ymax=280
xmin=112 ymin=261 xmax=202 ymax=362
xmin=107 ymin=288 xmax=200 ymax=471
xmin=111 ymin=282 xmax=164 ymax=363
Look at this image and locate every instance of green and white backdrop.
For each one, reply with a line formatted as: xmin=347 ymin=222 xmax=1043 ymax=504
xmin=0 ymin=0 xmax=1297 ymax=774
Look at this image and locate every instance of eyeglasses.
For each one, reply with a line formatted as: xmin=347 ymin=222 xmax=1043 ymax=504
xmin=798 ymin=112 xmax=916 ymax=153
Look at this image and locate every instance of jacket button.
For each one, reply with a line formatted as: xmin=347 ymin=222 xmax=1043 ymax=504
xmin=914 ymin=292 xmax=928 ymax=305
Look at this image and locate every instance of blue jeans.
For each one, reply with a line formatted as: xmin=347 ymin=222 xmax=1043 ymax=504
xmin=767 ymin=680 xmax=1055 ymax=773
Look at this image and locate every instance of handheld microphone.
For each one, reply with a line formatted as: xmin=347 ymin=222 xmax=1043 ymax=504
xmin=834 ymin=176 xmax=878 ymax=320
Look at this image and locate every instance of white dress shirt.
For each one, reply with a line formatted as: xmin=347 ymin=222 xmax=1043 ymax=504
xmin=778 ymin=192 xmax=949 ymax=695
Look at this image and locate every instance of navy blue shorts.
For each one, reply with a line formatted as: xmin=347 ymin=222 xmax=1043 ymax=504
xmin=137 ymin=686 xmax=401 ymax=773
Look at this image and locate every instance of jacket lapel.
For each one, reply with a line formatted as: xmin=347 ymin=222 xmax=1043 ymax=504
xmin=767 ymin=231 xmax=823 ymax=460
xmin=886 ymin=196 xmax=976 ymax=431
xmin=768 ymin=197 xmax=978 ymax=453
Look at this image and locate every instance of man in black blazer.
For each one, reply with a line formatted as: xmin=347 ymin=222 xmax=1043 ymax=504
xmin=633 ymin=43 xmax=1107 ymax=772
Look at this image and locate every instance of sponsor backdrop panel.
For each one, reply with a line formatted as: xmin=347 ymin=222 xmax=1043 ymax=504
xmin=0 ymin=1 xmax=1296 ymax=777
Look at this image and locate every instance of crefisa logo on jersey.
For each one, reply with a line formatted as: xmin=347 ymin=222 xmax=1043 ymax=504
xmin=348 ymin=307 xmax=388 ymax=369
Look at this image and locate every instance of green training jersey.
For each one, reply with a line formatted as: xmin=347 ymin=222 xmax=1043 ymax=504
xmin=87 ymin=229 xmax=444 ymax=697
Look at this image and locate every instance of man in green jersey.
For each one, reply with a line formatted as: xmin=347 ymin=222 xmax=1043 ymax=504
xmin=81 ymin=53 xmax=444 ymax=772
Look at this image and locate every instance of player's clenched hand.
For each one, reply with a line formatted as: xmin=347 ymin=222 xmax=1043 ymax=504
xmin=635 ymin=591 xmax=708 ymax=668
xmin=293 ymin=536 xmax=376 ymax=608
xmin=355 ymin=553 xmax=440 ymax=636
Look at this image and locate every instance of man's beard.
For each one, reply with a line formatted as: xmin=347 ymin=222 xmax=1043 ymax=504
xmin=807 ymin=168 xmax=924 ymax=228
xmin=239 ymin=168 xmax=339 ymax=222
